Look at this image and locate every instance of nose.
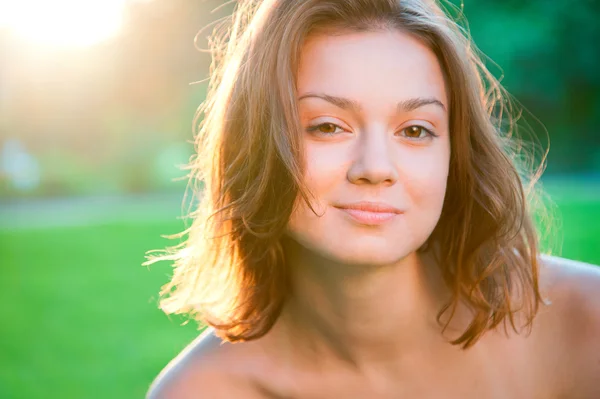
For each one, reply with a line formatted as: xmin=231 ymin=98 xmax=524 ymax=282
xmin=347 ymin=130 xmax=398 ymax=186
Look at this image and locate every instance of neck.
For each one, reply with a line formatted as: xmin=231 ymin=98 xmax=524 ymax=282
xmin=278 ymin=237 xmax=456 ymax=370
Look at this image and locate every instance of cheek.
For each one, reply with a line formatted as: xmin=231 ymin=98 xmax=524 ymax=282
xmin=286 ymin=144 xmax=349 ymax=243
xmin=402 ymin=150 xmax=450 ymax=211
xmin=302 ymin=142 xmax=349 ymax=198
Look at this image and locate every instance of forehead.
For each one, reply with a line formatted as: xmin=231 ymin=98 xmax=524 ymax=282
xmin=297 ymin=29 xmax=448 ymax=108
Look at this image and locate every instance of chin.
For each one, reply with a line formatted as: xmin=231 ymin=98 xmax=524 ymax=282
xmin=286 ymin=213 xmax=429 ymax=267
xmin=291 ymin=232 xmax=415 ymax=267
xmin=325 ymin=242 xmax=414 ymax=266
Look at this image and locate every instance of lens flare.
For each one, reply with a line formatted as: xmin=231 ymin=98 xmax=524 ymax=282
xmin=0 ymin=0 xmax=127 ymax=48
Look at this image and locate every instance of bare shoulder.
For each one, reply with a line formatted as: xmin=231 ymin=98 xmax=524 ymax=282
xmin=537 ymin=254 xmax=600 ymax=397
xmin=146 ymin=328 xmax=266 ymax=399
xmin=539 ymin=253 xmax=600 ymax=312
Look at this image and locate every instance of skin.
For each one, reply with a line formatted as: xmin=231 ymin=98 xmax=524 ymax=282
xmin=147 ymin=30 xmax=600 ymax=399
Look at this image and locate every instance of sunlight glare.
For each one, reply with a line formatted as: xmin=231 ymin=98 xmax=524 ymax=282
xmin=0 ymin=0 xmax=127 ymax=48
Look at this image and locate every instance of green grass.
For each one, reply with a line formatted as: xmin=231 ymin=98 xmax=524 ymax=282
xmin=0 ymin=185 xmax=598 ymax=399
xmin=0 ymin=221 xmax=199 ymax=399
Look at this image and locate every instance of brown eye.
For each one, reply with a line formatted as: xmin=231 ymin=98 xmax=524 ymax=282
xmin=306 ymin=122 xmax=343 ymax=136
xmin=318 ymin=123 xmax=338 ymax=134
xmin=399 ymin=125 xmax=435 ymax=140
xmin=405 ymin=126 xmax=425 ymax=138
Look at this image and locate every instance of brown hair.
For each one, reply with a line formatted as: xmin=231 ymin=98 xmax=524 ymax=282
xmin=145 ymin=0 xmax=548 ymax=349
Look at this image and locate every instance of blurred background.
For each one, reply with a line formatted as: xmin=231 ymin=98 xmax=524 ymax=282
xmin=0 ymin=0 xmax=598 ymax=397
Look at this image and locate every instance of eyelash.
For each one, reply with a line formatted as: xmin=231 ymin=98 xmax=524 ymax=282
xmin=305 ymin=123 xmax=438 ymax=140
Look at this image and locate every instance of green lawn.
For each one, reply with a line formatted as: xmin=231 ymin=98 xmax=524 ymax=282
xmin=0 ymin=220 xmax=199 ymax=399
xmin=0 ymin=184 xmax=598 ymax=399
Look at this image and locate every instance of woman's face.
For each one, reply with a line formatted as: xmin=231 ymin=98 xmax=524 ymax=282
xmin=287 ymin=29 xmax=451 ymax=266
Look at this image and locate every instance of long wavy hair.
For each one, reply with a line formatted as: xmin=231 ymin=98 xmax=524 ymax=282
xmin=145 ymin=0 xmax=549 ymax=349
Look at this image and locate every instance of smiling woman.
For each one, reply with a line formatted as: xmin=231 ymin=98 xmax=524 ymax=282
xmin=145 ymin=0 xmax=600 ymax=398
xmin=289 ymin=30 xmax=451 ymax=267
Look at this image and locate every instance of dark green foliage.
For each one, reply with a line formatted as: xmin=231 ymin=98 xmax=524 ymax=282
xmin=449 ymin=0 xmax=600 ymax=173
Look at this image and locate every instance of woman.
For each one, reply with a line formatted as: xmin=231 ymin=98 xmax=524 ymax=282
xmin=147 ymin=0 xmax=600 ymax=397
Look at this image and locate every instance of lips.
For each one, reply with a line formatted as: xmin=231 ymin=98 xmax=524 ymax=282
xmin=334 ymin=201 xmax=403 ymax=226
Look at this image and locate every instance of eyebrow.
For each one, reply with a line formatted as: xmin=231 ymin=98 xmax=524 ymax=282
xmin=297 ymin=93 xmax=447 ymax=113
